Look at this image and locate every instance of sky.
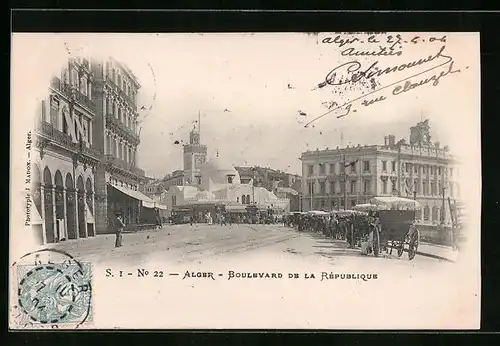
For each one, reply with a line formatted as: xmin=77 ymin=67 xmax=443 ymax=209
xmin=12 ymin=33 xmax=480 ymax=179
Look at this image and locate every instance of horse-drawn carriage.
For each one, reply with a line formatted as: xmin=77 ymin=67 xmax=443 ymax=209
xmin=369 ymin=197 xmax=421 ymax=260
xmin=353 ymin=197 xmax=421 ymax=260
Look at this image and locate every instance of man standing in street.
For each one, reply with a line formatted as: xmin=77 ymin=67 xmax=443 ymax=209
xmin=115 ymin=213 xmax=125 ymax=248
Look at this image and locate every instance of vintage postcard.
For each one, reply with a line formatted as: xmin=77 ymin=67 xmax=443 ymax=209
xmin=10 ymin=32 xmax=481 ymax=329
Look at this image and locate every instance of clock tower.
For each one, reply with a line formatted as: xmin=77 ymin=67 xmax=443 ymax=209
xmin=183 ymin=122 xmax=207 ymax=186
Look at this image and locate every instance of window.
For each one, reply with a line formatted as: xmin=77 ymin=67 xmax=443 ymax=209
xmin=392 ymin=161 xmax=396 ymax=172
xmin=330 ymin=181 xmax=335 ymax=194
xmin=382 ymin=161 xmax=387 ymax=171
xmin=308 ymin=165 xmax=314 ymax=176
xmin=414 ymin=165 xmax=418 ymax=174
xmin=350 ymin=180 xmax=356 ymax=194
xmin=432 ymin=207 xmax=439 ymax=222
xmin=329 ymin=163 xmax=335 ymax=174
xmin=423 ymin=182 xmax=428 ymax=196
xmin=437 ymin=166 xmax=441 ymax=175
xmin=363 ymin=161 xmax=370 ymax=172
xmin=431 ymin=182 xmax=437 ymax=195
xmin=246 ymin=195 xmax=251 ymax=204
xmin=340 ymin=163 xmax=345 ymax=173
xmin=319 ymin=164 xmax=325 ymax=175
xmin=363 ymin=180 xmax=371 ymax=194
xmin=241 ymin=195 xmax=246 ymax=204
xmin=319 ymin=182 xmax=326 ymax=195
xmin=320 ymin=200 xmax=325 ymax=208
xmin=405 ymin=163 xmax=410 ymax=173
xmin=350 ymin=162 xmax=356 ymax=173
xmin=423 ymin=166 xmax=427 ymax=174
xmin=340 ymin=199 xmax=345 ymax=207
xmin=172 ymin=195 xmax=176 ymax=206
xmin=340 ymin=181 xmax=345 ymax=194
xmin=351 ymin=200 xmax=356 ymax=207
xmin=430 ymin=166 xmax=434 ymax=175
xmin=308 ymin=181 xmax=314 ymax=195
xmin=382 ymin=179 xmax=387 ymax=194
xmin=423 ymin=206 xmax=430 ymax=221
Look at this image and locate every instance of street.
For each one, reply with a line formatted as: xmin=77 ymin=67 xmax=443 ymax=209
xmin=47 ymin=223 xmax=453 ymax=269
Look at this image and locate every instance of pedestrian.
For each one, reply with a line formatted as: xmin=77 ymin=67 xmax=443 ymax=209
xmin=155 ymin=208 xmax=162 ymax=230
xmin=115 ymin=213 xmax=125 ymax=248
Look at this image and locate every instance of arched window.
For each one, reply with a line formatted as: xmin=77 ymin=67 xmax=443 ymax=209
xmin=246 ymin=195 xmax=251 ymax=204
xmin=241 ymin=195 xmax=246 ymax=204
xmin=423 ymin=206 xmax=430 ymax=221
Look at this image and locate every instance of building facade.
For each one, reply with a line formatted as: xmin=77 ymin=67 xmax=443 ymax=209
xmin=300 ymin=120 xmax=461 ymax=227
xmin=91 ymin=57 xmax=148 ymax=232
xmin=32 ymin=56 xmax=101 ymax=244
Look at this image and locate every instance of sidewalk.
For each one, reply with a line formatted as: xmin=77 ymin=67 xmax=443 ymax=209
xmin=416 ymin=242 xmax=459 ymax=262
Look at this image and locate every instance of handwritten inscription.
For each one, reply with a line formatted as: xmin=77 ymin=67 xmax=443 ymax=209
xmin=321 ymin=34 xmax=447 ymax=57
xmin=306 ymin=38 xmax=464 ymax=127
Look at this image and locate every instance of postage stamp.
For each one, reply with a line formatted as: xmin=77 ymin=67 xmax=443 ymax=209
xmin=11 ymin=249 xmax=92 ymax=329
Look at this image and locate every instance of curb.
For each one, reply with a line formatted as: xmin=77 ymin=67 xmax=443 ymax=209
xmin=388 ymin=245 xmax=456 ymax=263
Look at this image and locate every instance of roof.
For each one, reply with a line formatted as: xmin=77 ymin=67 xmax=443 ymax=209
xmin=276 ymin=187 xmax=299 ymax=196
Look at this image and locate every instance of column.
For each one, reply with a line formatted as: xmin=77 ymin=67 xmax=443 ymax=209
xmin=103 ymin=92 xmax=107 ymax=115
xmin=51 ymin=186 xmax=57 ymax=242
xmin=89 ymin=121 xmax=93 ymax=146
xmin=115 ymin=137 xmax=119 ymax=158
xmin=63 ymin=189 xmax=68 ymax=241
xmin=40 ymin=185 xmax=47 ymax=245
xmin=74 ymin=189 xmax=80 ymax=239
xmin=83 ymin=191 xmax=88 ymax=237
xmin=91 ymin=189 xmax=96 ymax=236
xmin=88 ymin=80 xmax=92 ymax=100
xmin=104 ymin=132 xmax=108 ymax=155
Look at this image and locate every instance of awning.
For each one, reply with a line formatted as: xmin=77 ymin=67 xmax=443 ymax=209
xmin=143 ymin=201 xmax=168 ymax=210
xmin=85 ymin=200 xmax=95 ymax=224
xmin=109 ymin=183 xmax=155 ymax=204
xmin=31 ymin=204 xmax=43 ymax=225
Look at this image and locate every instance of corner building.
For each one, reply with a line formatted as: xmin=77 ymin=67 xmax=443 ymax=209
xmin=32 ymin=56 xmax=100 ymax=244
xmin=91 ymin=57 xmax=148 ymax=233
xmin=300 ymin=121 xmax=461 ymax=231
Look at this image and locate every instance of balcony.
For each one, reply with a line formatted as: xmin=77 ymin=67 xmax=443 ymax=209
xmin=37 ymin=122 xmax=101 ymax=160
xmin=105 ymin=78 xmax=137 ymax=108
xmin=50 ymin=77 xmax=96 ymax=113
xmin=104 ymin=154 xmax=145 ymax=176
xmin=106 ymin=113 xmax=140 ymax=145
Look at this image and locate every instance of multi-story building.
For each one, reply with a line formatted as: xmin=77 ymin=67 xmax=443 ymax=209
xmin=300 ymin=120 xmax=461 ymax=228
xmin=91 ymin=57 xmax=149 ymax=232
xmin=32 ymin=56 xmax=101 ymax=244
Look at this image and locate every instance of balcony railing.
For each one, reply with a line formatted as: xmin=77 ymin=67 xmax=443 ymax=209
xmin=106 ymin=113 xmax=140 ymax=145
xmin=37 ymin=122 xmax=101 ymax=159
xmin=50 ymin=77 xmax=96 ymax=113
xmin=104 ymin=154 xmax=145 ymax=176
xmin=105 ymin=77 xmax=137 ymax=108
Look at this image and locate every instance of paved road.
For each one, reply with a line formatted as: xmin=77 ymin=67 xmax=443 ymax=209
xmin=47 ymin=223 xmax=451 ymax=269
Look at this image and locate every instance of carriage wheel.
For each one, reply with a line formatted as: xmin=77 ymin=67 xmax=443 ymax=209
xmin=408 ymin=230 xmax=420 ymax=260
xmin=397 ymin=242 xmax=404 ymax=257
xmin=373 ymin=229 xmax=380 ymax=257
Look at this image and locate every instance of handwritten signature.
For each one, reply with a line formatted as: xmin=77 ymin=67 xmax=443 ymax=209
xmin=305 ymin=46 xmax=461 ymax=127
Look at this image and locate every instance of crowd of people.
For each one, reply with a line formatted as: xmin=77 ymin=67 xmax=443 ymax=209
xmin=283 ymin=212 xmax=381 ymax=251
